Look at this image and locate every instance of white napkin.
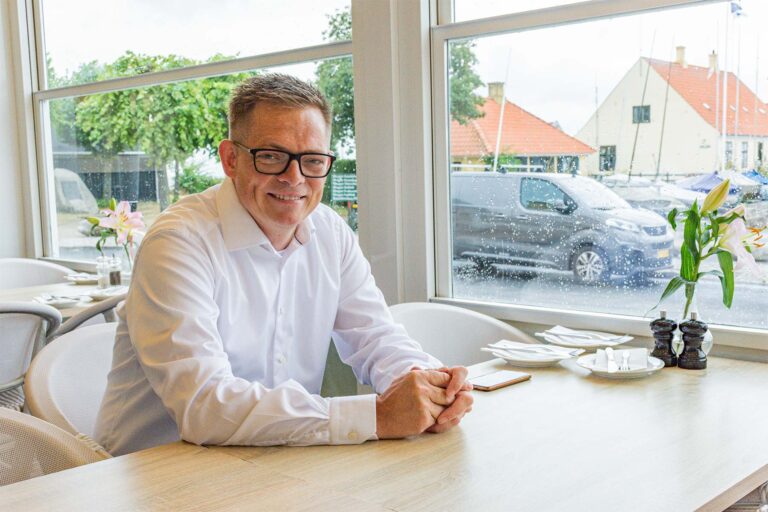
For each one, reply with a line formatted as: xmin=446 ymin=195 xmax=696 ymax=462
xmin=594 ymin=348 xmax=648 ymax=371
xmin=491 ymin=340 xmax=582 ymax=356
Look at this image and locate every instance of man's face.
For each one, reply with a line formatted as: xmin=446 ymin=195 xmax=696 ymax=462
xmin=221 ymin=103 xmax=329 ymax=246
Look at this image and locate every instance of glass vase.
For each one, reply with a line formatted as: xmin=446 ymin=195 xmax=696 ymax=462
xmin=672 ymin=291 xmax=713 ymax=357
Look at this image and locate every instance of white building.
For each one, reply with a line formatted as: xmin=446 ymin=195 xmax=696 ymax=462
xmin=576 ymin=47 xmax=768 ymax=177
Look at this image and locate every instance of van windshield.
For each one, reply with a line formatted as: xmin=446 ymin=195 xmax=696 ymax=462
xmin=563 ymin=178 xmax=630 ymax=210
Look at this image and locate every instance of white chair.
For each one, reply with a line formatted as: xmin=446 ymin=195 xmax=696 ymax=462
xmin=0 ymin=302 xmax=62 ymax=411
xmin=389 ymin=302 xmax=536 ymax=367
xmin=0 ymin=258 xmax=72 ymax=289
xmin=24 ymin=323 xmax=117 ymax=438
xmin=0 ymin=408 xmax=108 ymax=486
xmin=52 ymin=293 xmax=126 ymax=339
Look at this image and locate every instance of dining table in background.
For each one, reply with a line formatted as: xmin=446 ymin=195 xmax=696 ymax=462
xmin=0 ymin=281 xmax=104 ymax=319
xmin=1 ymin=356 xmax=768 ymax=511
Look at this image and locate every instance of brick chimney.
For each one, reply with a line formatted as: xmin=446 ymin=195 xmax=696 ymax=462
xmin=675 ymin=46 xmax=687 ymax=68
xmin=488 ymin=82 xmax=505 ymax=104
xmin=708 ymin=51 xmax=718 ymax=72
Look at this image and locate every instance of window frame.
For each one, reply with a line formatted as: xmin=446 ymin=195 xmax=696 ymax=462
xmin=632 ymin=105 xmax=651 ymax=123
xmin=430 ymin=0 xmax=767 ymax=350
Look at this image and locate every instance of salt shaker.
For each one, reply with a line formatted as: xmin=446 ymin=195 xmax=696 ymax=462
xmin=96 ymin=256 xmax=111 ymax=289
xmin=650 ymin=309 xmax=677 ymax=367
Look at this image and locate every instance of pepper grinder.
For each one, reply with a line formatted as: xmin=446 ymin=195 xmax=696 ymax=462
xmin=677 ymin=312 xmax=708 ymax=370
xmin=650 ymin=309 xmax=677 ymax=367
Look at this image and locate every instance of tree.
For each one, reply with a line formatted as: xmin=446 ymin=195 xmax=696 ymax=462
xmin=61 ymin=51 xmax=248 ymax=207
xmin=315 ymin=7 xmax=485 ymax=152
xmin=449 ymin=41 xmax=485 ymax=125
xmin=315 ymin=8 xmax=354 ymax=153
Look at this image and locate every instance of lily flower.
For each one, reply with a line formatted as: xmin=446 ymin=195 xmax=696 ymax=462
xmin=99 ymin=201 xmax=145 ymax=245
xmin=718 ymin=218 xmax=765 ymax=277
xmin=701 ymin=179 xmax=730 ymax=214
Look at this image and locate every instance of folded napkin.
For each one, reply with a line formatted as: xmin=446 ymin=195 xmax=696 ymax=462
xmin=547 ymin=325 xmax=624 ymax=340
xmin=484 ymin=340 xmax=583 ymax=361
xmin=594 ymin=348 xmax=648 ymax=371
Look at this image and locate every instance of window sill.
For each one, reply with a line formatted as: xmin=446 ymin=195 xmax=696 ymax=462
xmin=431 ymin=297 xmax=768 ymax=353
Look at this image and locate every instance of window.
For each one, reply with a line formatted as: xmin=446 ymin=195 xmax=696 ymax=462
xmin=599 ymin=146 xmax=616 ymax=172
xmin=725 ymin=141 xmax=733 ymax=166
xmin=741 ymin=141 xmax=749 ymax=169
xmin=632 ymin=105 xmax=650 ymax=124
xmin=35 ymin=3 xmax=356 ymax=262
xmin=435 ymin=0 xmax=768 ymax=332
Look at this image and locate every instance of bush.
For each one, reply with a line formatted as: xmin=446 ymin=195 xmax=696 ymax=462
xmin=178 ymin=165 xmax=223 ymax=195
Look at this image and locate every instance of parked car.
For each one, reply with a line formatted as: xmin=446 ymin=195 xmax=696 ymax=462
xmin=600 ymin=174 xmax=689 ymax=216
xmin=451 ymin=172 xmax=674 ymax=283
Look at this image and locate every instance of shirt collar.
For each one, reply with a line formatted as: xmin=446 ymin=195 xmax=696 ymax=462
xmin=216 ymin=178 xmax=316 ymax=252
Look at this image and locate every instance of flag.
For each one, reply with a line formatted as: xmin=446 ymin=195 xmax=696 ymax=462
xmin=730 ymin=1 xmax=743 ymax=16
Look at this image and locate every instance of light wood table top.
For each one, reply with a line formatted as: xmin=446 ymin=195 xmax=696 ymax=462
xmin=2 ymin=357 xmax=768 ymax=511
xmin=0 ymin=282 xmax=103 ymax=319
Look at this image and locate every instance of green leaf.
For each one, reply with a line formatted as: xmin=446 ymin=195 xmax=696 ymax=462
xmin=710 ymin=214 xmax=719 ymax=239
xmin=667 ymin=208 xmax=678 ymax=230
xmin=683 ymin=210 xmax=699 ymax=259
xmin=681 ymin=243 xmax=696 ymax=282
xmin=647 ymin=276 xmax=685 ymax=315
xmin=717 ymin=251 xmax=735 ymax=308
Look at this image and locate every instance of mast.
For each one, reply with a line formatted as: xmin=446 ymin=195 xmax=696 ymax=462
xmin=656 ymin=54 xmax=674 ymax=180
xmin=628 ymin=31 xmax=656 ymax=179
xmin=721 ymin=4 xmax=729 ymax=172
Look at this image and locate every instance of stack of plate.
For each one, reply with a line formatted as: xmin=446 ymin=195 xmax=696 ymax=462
xmin=481 ymin=339 xmax=584 ymax=368
xmin=536 ymin=325 xmax=632 ymax=350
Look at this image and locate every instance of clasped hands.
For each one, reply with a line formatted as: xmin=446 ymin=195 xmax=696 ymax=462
xmin=376 ymin=366 xmax=474 ymax=439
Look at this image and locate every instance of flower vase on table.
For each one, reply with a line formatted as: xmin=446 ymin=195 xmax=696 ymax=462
xmin=87 ymin=198 xmax=145 ymax=284
xmin=653 ymin=179 xmax=765 ymax=369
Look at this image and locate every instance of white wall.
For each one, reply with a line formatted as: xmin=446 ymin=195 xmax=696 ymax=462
xmin=0 ymin=1 xmax=26 ymax=257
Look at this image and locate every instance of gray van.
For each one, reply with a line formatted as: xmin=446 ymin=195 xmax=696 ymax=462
xmin=451 ymin=172 xmax=674 ymax=283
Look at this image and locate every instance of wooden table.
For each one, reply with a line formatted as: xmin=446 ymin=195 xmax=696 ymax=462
xmin=2 ymin=357 xmax=768 ymax=511
xmin=0 ymin=282 xmax=103 ymax=319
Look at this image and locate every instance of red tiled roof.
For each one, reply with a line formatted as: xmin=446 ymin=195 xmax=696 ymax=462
xmin=648 ymin=57 xmax=768 ymax=136
xmin=450 ymin=98 xmax=595 ymax=158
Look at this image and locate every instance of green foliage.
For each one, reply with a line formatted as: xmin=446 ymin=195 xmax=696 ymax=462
xmin=449 ymin=40 xmax=485 ymax=125
xmin=177 ymin=164 xmax=223 ymax=195
xmin=481 ymin=153 xmax=522 ymax=171
xmin=315 ymin=8 xmax=354 ymax=153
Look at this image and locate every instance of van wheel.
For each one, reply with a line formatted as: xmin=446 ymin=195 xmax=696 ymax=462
xmin=572 ymin=247 xmax=609 ymax=284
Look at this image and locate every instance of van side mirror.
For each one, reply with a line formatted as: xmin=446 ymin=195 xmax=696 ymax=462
xmin=554 ymin=200 xmax=575 ymax=215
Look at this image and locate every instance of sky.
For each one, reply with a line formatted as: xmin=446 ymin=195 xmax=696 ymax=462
xmin=42 ymin=0 xmax=767 ymax=138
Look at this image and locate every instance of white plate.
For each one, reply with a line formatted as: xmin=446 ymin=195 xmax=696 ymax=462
xmin=88 ymin=286 xmax=128 ymax=301
xmin=65 ymin=274 xmax=99 ymax=285
xmin=35 ymin=296 xmax=81 ymax=309
xmin=576 ymin=354 xmax=664 ymax=379
xmin=487 ymin=350 xmax=567 ymax=368
xmin=538 ymin=332 xmax=633 ymax=351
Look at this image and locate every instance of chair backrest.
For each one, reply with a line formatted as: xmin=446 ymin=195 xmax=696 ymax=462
xmin=0 ymin=408 xmax=107 ymax=486
xmin=52 ymin=293 xmax=127 ymax=340
xmin=389 ymin=302 xmax=536 ymax=367
xmin=24 ymin=323 xmax=117 ymax=437
xmin=0 ymin=258 xmax=72 ymax=289
xmin=0 ymin=302 xmax=62 ymax=393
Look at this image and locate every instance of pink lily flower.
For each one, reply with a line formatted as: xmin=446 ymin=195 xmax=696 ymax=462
xmin=99 ymin=201 xmax=145 ymax=245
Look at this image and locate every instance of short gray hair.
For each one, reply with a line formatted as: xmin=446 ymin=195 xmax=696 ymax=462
xmin=228 ymin=73 xmax=332 ymax=138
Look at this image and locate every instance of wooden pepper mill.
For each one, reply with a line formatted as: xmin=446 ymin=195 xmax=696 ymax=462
xmin=650 ymin=310 xmax=677 ymax=367
xmin=677 ymin=312 xmax=707 ymax=370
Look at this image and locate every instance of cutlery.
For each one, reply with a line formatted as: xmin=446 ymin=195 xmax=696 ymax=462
xmin=546 ymin=326 xmax=625 ymax=341
xmin=605 ymin=347 xmax=619 ymax=373
xmin=488 ymin=342 xmax=579 ymax=355
xmin=620 ymin=351 xmax=631 ymax=371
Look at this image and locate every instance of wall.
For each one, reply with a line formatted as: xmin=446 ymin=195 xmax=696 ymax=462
xmin=0 ymin=1 xmax=26 ymax=257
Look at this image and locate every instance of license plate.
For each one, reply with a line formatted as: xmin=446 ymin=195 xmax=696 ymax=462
xmin=657 ymin=248 xmax=670 ymax=258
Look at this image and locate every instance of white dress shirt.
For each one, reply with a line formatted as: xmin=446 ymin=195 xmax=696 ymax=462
xmin=94 ymin=178 xmax=441 ymax=456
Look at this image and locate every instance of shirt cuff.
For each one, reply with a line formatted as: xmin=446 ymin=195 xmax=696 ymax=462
xmin=328 ymin=394 xmax=377 ymax=444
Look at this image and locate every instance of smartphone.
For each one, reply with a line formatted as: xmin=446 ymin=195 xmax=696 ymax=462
xmin=469 ymin=370 xmax=531 ymax=391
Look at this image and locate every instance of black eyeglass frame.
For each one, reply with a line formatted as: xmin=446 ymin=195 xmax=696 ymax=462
xmin=232 ymin=141 xmax=336 ymax=178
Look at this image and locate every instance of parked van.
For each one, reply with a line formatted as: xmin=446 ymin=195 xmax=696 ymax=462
xmin=451 ymin=172 xmax=674 ymax=283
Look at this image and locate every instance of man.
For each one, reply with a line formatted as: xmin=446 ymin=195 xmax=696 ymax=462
xmin=95 ymin=74 xmax=473 ymax=456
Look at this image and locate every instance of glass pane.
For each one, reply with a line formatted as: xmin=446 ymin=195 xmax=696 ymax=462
xmin=451 ymin=0 xmax=584 ymax=23
xmin=47 ymin=56 xmax=356 ymax=262
xmin=42 ymin=0 xmax=350 ymax=87
xmin=447 ymin=1 xmax=768 ymax=330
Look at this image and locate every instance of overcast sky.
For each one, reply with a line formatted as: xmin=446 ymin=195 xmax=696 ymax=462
xmin=43 ymin=0 xmax=766 ymax=136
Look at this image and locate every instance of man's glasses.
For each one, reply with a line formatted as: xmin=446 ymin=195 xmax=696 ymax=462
xmin=232 ymin=141 xmax=335 ymax=178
